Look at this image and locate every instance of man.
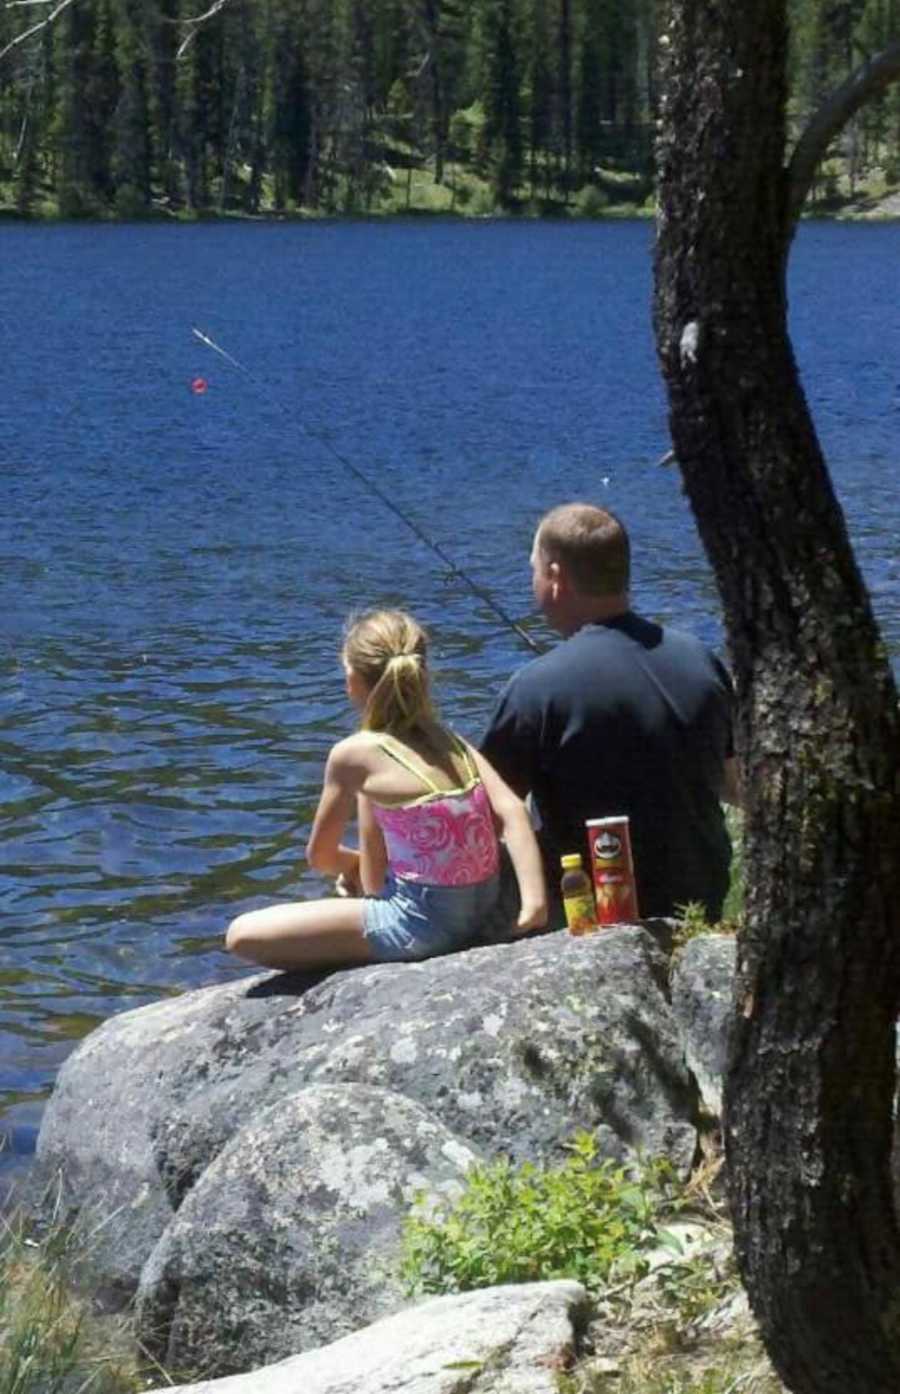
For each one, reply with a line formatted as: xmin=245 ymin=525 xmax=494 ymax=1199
xmin=482 ymin=502 xmax=740 ymax=922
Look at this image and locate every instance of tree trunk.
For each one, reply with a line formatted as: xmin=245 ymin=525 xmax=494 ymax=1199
xmin=653 ymin=3 xmax=900 ymax=1391
xmin=419 ymin=0 xmax=445 ymax=184
xmin=557 ymin=0 xmax=572 ymax=195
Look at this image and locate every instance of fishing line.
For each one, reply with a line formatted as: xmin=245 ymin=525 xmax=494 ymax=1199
xmin=192 ymin=327 xmax=544 ymax=655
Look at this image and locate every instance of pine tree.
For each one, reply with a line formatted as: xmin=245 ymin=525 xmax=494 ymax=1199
xmin=0 ymin=0 xmax=894 ymax=218
xmin=12 ymin=58 xmax=40 ymax=215
xmin=577 ymin=0 xmax=605 ymax=179
xmin=3 ymin=24 xmax=54 ymax=215
xmin=372 ymin=0 xmax=411 ymax=104
xmin=215 ymin=0 xmax=263 ymax=212
xmin=175 ymin=12 xmax=216 ymax=210
xmin=267 ymin=0 xmax=312 ymax=209
xmin=112 ymin=0 xmax=152 ymax=215
xmin=147 ymin=0 xmax=181 ymax=206
xmin=415 ymin=0 xmax=467 ymax=183
xmin=525 ymin=0 xmax=554 ymax=197
xmin=56 ymin=0 xmax=103 ymax=215
xmin=557 ymin=0 xmax=573 ymax=193
xmin=483 ymin=0 xmax=523 ymax=205
xmin=301 ymin=0 xmax=349 ymax=211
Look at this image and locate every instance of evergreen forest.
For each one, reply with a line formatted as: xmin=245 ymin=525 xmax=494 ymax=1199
xmin=1 ymin=0 xmax=899 ymax=220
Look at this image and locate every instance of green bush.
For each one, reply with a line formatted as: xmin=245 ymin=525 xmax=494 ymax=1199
xmin=574 ymin=184 xmax=609 ymax=218
xmin=448 ymin=101 xmax=485 ymax=159
xmin=466 ymin=184 xmax=498 ymax=217
xmin=401 ymin=1131 xmax=674 ymax=1296
xmin=56 ymin=180 xmax=105 ymax=220
xmin=114 ymin=183 xmax=150 ymax=220
xmin=671 ymin=900 xmax=719 ymax=948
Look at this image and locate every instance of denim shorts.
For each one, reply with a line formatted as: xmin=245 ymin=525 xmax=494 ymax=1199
xmin=362 ymin=871 xmax=500 ymax=963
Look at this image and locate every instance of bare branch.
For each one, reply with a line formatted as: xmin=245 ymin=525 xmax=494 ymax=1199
xmin=787 ymin=38 xmax=900 ymax=225
xmin=1 ymin=0 xmax=233 ymax=63
xmin=175 ymin=0 xmax=231 ymax=58
xmin=0 ymin=0 xmax=76 ymax=63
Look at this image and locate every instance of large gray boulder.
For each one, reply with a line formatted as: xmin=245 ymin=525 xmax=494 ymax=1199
xmin=136 ymin=1084 xmax=478 ymax=1377
xmin=669 ymin=935 xmax=736 ymax=1116
xmin=34 ymin=926 xmax=700 ymax=1369
xmin=147 ymin=1280 xmax=590 ymax=1394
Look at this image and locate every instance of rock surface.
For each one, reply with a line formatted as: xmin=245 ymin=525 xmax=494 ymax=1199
xmin=669 ymin=935 xmax=736 ymax=1116
xmin=33 ymin=924 xmax=713 ymax=1374
xmin=35 ymin=928 xmax=697 ymax=1282
xmin=146 ymin=1280 xmax=590 ymax=1394
xmin=136 ymin=1084 xmax=478 ymax=1376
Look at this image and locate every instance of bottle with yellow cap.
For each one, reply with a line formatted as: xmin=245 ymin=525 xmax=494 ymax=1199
xmin=560 ymin=853 xmax=597 ymax=935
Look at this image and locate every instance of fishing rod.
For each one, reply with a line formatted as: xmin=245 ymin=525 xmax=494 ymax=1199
xmin=192 ymin=327 xmax=544 ymax=655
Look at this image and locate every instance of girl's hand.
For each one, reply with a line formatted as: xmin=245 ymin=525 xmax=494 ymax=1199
xmin=514 ymin=902 xmax=549 ymax=935
xmin=335 ymin=868 xmax=362 ymax=898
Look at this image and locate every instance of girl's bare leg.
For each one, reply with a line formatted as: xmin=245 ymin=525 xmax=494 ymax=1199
xmin=225 ymin=898 xmax=375 ymax=971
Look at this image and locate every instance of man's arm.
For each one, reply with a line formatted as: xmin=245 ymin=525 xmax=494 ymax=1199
xmin=480 ymin=676 xmax=540 ymax=799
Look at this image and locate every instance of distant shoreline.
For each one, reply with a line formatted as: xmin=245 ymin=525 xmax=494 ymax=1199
xmin=3 ymin=198 xmax=899 ymax=226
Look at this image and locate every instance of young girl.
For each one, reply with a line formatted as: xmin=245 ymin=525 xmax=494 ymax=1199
xmin=226 ymin=609 xmax=548 ymax=971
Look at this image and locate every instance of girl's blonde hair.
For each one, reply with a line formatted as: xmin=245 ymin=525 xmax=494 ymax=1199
xmin=342 ymin=610 xmax=435 ymax=735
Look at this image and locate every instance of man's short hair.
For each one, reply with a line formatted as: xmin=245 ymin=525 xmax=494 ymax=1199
xmin=536 ymin=503 xmax=630 ymax=596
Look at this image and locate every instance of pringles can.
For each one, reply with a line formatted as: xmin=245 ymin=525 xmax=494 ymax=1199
xmin=585 ymin=816 xmax=640 ymax=924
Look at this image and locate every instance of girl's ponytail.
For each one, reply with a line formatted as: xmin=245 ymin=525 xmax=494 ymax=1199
xmin=342 ymin=611 xmax=435 ymax=735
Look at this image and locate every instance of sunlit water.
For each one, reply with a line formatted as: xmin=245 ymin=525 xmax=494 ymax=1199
xmin=1 ymin=218 xmax=898 ymax=1192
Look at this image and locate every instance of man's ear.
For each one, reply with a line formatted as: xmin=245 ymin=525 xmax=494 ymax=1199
xmin=548 ymin=559 xmax=563 ymax=596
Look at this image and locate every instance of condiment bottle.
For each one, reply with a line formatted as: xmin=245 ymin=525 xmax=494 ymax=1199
xmin=560 ymin=853 xmax=597 ymax=936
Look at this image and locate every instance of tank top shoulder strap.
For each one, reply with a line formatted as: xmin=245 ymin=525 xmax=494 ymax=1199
xmin=374 ymin=733 xmax=442 ymax=795
xmin=449 ymin=731 xmax=479 ymax=784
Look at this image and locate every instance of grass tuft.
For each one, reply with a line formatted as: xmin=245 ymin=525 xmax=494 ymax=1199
xmin=0 ymin=1203 xmax=159 ymax=1394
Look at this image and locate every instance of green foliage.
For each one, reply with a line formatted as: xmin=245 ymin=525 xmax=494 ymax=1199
xmin=671 ymin=901 xmax=718 ymax=948
xmin=555 ymin=1214 xmax=784 ymax=1394
xmin=448 ymin=100 xmax=484 ymax=158
xmin=0 ymin=0 xmax=896 ymax=218
xmin=561 ymin=1360 xmax=784 ymax=1394
xmin=481 ymin=0 xmax=523 ymax=205
xmin=672 ymin=804 xmax=744 ymax=942
xmin=113 ymin=181 xmax=149 ymax=219
xmin=401 ymin=1131 xmax=674 ymax=1296
xmin=721 ymin=804 xmax=744 ymax=924
xmin=574 ymin=183 xmax=609 ymax=217
xmin=653 ymin=1235 xmax=736 ymax=1330
xmin=466 ymin=183 xmax=500 ymax=216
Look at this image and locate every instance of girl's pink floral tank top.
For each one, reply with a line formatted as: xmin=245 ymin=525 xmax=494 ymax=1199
xmin=370 ymin=733 xmax=500 ymax=886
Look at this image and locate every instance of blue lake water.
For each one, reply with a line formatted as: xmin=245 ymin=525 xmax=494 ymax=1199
xmin=1 ymin=217 xmax=898 ymax=1190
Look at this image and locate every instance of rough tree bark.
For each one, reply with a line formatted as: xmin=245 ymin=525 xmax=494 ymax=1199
xmin=653 ymin=4 xmax=900 ymax=1391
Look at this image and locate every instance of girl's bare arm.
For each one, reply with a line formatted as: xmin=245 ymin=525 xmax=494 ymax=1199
xmin=467 ymin=743 xmax=549 ymax=933
xmin=306 ymin=738 xmax=369 ymax=880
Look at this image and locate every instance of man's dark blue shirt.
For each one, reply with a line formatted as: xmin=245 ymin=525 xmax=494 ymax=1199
xmin=482 ymin=612 xmax=734 ymax=920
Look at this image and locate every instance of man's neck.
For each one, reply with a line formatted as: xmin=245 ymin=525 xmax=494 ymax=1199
xmin=558 ymin=593 xmax=630 ymax=638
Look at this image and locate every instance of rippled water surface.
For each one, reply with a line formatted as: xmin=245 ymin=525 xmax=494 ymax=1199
xmin=1 ymin=218 xmax=898 ymax=1187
